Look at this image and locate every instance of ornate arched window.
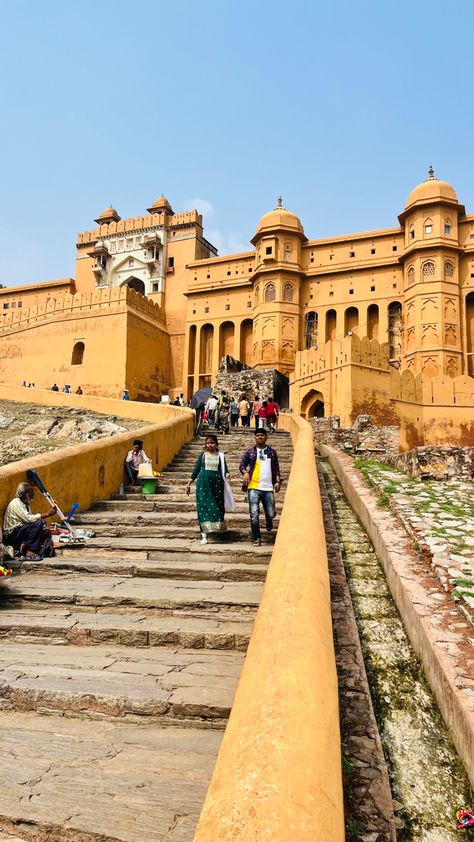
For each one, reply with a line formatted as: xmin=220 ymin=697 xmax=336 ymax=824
xmin=264 ymin=283 xmax=276 ymax=302
xmin=407 ymin=265 xmax=415 ymax=284
xmin=283 ymin=283 xmax=294 ymax=302
xmin=424 ymin=218 xmax=433 ymax=235
xmin=422 ymin=261 xmax=436 ymax=278
xmin=445 ymin=218 xmax=452 ymax=236
xmin=304 ymin=312 xmax=318 ymax=349
xmin=444 ymin=261 xmax=454 ymax=279
xmin=71 ymin=341 xmax=85 ymax=366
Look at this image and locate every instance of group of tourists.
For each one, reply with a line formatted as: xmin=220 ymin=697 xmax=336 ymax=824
xmin=51 ymin=384 xmax=83 ymax=394
xmin=186 ymin=428 xmax=281 ymax=547
xmin=202 ymin=391 xmax=279 ymax=433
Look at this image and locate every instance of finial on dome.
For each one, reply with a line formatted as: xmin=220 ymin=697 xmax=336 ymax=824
xmin=277 ymin=196 xmax=283 ymax=209
xmin=428 ymin=165 xmax=435 ymax=179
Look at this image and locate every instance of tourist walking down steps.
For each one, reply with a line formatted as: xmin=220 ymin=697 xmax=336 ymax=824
xmin=186 ymin=434 xmax=234 ymax=545
xmin=239 ymin=428 xmax=282 ymax=547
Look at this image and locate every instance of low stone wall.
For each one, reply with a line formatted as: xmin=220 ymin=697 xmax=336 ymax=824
xmin=392 ymin=445 xmax=474 ymax=480
xmin=311 ymin=414 xmax=400 ymax=460
xmin=0 ymin=384 xmax=191 ymax=426
xmin=195 ymin=415 xmax=344 ymax=841
xmin=0 ymin=388 xmax=194 ymax=518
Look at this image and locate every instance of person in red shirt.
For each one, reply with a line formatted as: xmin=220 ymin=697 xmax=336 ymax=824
xmin=257 ymin=400 xmax=268 ymax=430
xmin=266 ymin=399 xmax=279 ymax=432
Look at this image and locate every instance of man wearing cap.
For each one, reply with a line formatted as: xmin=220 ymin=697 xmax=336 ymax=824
xmin=239 ymin=428 xmax=282 ymax=547
xmin=124 ymin=439 xmax=150 ymax=486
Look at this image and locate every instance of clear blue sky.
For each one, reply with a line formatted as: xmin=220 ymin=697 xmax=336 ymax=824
xmin=1 ymin=0 xmax=473 ymax=285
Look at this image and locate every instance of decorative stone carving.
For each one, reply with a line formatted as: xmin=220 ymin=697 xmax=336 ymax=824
xmin=445 ymin=324 xmax=457 ymax=346
xmin=422 ymin=356 xmax=439 ymax=377
xmin=422 ymin=324 xmax=438 ymax=346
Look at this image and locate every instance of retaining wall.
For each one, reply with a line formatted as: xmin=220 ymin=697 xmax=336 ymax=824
xmin=0 ymin=388 xmax=194 ymax=520
xmin=195 ymin=414 xmax=344 ymax=841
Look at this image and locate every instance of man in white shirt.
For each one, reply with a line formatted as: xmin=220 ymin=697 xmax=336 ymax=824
xmin=124 ymin=439 xmax=150 ymax=486
xmin=205 ymin=395 xmax=218 ymax=425
xmin=3 ymin=482 xmax=57 ymax=560
xmin=239 ymin=429 xmax=282 ymax=547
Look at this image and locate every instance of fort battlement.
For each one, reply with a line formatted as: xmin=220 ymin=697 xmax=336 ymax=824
xmin=293 ymin=335 xmax=391 ymax=381
xmin=391 ymin=368 xmax=474 ymax=407
xmin=0 ymin=286 xmax=165 ymax=335
xmin=77 ymin=210 xmax=203 ymax=246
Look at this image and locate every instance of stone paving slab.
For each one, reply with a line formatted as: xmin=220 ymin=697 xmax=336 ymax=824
xmin=2 ymin=573 xmax=263 ymax=610
xmin=0 ymin=607 xmax=255 ymax=649
xmin=0 ymin=711 xmax=221 ymax=841
xmin=77 ymin=536 xmax=274 ymax=557
xmin=0 ymin=643 xmax=244 ymax=721
xmin=14 ymin=555 xmax=269 ymax=581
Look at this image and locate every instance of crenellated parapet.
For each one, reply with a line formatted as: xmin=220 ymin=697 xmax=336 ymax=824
xmin=391 ymin=368 xmax=474 ymax=406
xmin=293 ymin=335 xmax=391 ymax=380
xmin=77 ymin=209 xmax=203 ymax=247
xmin=0 ymin=286 xmax=165 ymax=335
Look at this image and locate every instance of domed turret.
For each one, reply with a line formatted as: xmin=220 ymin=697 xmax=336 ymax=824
xmin=94 ymin=205 xmax=121 ymax=225
xmin=147 ymin=195 xmax=174 ymax=215
xmin=404 ymin=167 xmax=458 ymax=211
xmin=251 ymin=197 xmax=306 ymax=244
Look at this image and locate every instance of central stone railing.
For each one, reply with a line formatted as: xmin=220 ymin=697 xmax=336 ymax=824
xmin=194 ymin=414 xmax=344 ymax=841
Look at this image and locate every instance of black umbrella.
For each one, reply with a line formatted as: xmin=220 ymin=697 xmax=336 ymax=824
xmin=189 ymin=386 xmax=212 ymax=409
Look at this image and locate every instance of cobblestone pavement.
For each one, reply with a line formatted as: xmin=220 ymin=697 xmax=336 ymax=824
xmin=354 ymin=459 xmax=474 ymax=623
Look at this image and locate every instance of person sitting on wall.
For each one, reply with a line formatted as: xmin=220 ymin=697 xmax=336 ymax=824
xmin=51 ymin=383 xmax=59 ymax=392
xmin=76 ymin=386 xmax=83 ymax=395
xmin=124 ymin=439 xmax=150 ymax=486
xmin=122 ymin=389 xmax=130 ymax=400
xmin=3 ymin=483 xmax=57 ymax=561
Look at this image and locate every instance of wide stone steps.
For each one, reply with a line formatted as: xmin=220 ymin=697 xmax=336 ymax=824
xmin=0 ymin=429 xmax=292 ymax=841
xmin=3 ymin=572 xmax=264 ymax=611
xmin=0 ymin=606 xmax=255 ymax=650
xmin=0 ymin=712 xmax=221 ymax=842
xmin=12 ymin=554 xmax=269 ymax=581
xmin=0 ymin=642 xmax=244 ymax=724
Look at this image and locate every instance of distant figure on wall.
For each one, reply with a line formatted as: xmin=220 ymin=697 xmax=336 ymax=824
xmin=51 ymin=383 xmax=59 ymax=392
xmin=122 ymin=389 xmax=130 ymax=400
xmin=21 ymin=381 xmax=27 ymax=387
xmin=76 ymin=386 xmax=83 ymax=395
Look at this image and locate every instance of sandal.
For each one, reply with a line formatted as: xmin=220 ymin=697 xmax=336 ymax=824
xmin=20 ymin=554 xmax=43 ymax=562
xmin=252 ymin=539 xmax=261 ymax=547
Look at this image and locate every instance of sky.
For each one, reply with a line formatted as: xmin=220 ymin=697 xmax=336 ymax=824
xmin=1 ymin=0 xmax=473 ymax=286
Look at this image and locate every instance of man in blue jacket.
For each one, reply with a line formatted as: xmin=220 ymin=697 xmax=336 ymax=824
xmin=239 ymin=429 xmax=282 ymax=547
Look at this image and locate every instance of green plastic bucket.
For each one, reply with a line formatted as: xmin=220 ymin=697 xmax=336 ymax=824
xmin=141 ymin=478 xmax=157 ymax=495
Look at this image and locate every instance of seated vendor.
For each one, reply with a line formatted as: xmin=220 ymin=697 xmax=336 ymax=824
xmin=124 ymin=439 xmax=150 ymax=486
xmin=3 ymin=482 xmax=57 ymax=560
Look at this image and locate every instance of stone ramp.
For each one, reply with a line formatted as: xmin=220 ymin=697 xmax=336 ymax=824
xmin=0 ymin=428 xmax=292 ymax=840
xmin=0 ymin=712 xmax=220 ymax=842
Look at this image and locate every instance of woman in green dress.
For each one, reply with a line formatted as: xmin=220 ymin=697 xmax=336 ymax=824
xmin=185 ymin=434 xmax=230 ymax=544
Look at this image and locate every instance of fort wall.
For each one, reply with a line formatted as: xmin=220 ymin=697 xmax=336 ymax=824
xmin=0 ymin=288 xmax=169 ymax=400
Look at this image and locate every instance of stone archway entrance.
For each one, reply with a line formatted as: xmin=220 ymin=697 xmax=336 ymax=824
xmin=124 ymin=277 xmax=145 ymax=296
xmin=300 ymin=388 xmax=325 ymax=418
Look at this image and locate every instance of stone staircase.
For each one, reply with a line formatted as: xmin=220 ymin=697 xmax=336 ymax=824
xmin=0 ymin=428 xmax=292 ymax=842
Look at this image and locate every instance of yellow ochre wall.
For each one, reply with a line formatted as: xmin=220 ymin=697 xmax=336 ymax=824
xmin=195 ymin=413 xmax=344 ymax=842
xmin=0 ymin=392 xmax=194 ymax=532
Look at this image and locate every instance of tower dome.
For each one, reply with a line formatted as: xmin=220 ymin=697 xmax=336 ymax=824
xmin=147 ymin=195 xmax=174 ymax=215
xmin=252 ymin=197 xmax=306 ymax=243
xmin=94 ymin=205 xmax=121 ymax=225
xmin=404 ymin=167 xmax=458 ymax=211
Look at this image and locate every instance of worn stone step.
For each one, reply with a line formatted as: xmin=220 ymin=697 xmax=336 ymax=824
xmin=0 ymin=643 xmax=244 ymax=724
xmin=75 ymin=524 xmax=262 ymax=540
xmin=0 ymin=712 xmax=220 ymax=841
xmin=78 ymin=510 xmax=275 ymax=527
xmin=90 ymin=499 xmax=255 ymax=513
xmin=76 ymin=536 xmax=274 ymax=558
xmin=14 ymin=555 xmax=269 ymax=581
xmin=2 ymin=572 xmax=264 ymax=610
xmin=0 ymin=606 xmax=255 ymax=650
